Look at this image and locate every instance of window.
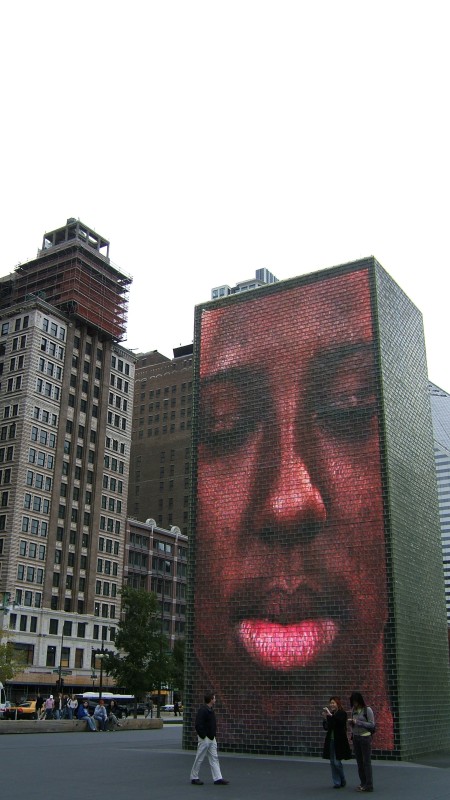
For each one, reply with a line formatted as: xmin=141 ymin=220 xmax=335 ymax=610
xmin=49 ymin=618 xmax=59 ymax=635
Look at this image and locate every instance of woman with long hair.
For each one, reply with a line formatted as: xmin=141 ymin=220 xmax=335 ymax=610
xmin=349 ymin=691 xmax=376 ymax=792
xmin=322 ymin=696 xmax=351 ymax=789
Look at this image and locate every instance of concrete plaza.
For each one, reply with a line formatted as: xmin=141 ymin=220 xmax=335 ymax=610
xmin=1 ymin=724 xmax=449 ymax=800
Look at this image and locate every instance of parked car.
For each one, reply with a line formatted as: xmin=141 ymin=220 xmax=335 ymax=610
xmin=161 ymin=703 xmax=183 ymax=713
xmin=4 ymin=700 xmax=38 ymax=720
xmin=0 ymin=701 xmax=13 ymax=719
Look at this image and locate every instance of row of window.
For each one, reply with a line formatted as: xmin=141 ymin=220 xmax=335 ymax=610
xmin=36 ymin=377 xmax=60 ymax=400
xmin=104 ymin=455 xmax=125 ymax=473
xmin=109 ymin=392 xmax=128 ymax=411
xmin=94 ymin=602 xmax=116 ymax=619
xmin=27 ymin=470 xmax=52 ymax=491
xmin=66 ymin=420 xmax=97 ymax=442
xmin=95 ymin=580 xmax=118 ymax=597
xmin=33 ymin=405 xmax=58 ymax=426
xmin=29 ymin=448 xmax=54 ymax=469
xmin=1 ymin=315 xmax=29 ymax=336
xmin=22 ymin=517 xmax=48 ymax=537
xmin=142 ymin=421 xmax=191 ymax=437
xmin=102 ymin=475 xmax=123 ymax=493
xmin=110 ymin=374 xmax=129 ymax=392
xmin=9 ymin=355 xmax=24 ymax=371
xmin=7 ymin=375 xmax=23 ymax=392
xmin=98 ymin=537 xmax=120 ymax=555
xmin=31 ymin=426 xmax=56 ymax=447
xmin=57 ymin=527 xmax=89 ymax=547
xmin=4 ymin=403 xmax=19 ymax=419
xmin=24 ymin=493 xmax=50 ymax=513
xmin=17 ymin=564 xmax=44 ymax=583
xmin=19 ymin=540 xmax=46 ymax=559
xmin=14 ymin=588 xmax=42 ymax=607
xmin=100 ymin=517 xmax=121 ymax=534
xmin=107 ymin=411 xmax=127 ymax=430
xmin=58 ymin=506 xmax=91 ymax=526
xmin=1 ymin=423 xmax=16 ymax=440
xmin=43 ymin=318 xmax=66 ymax=340
xmin=71 ymin=356 xmax=100 ymax=378
xmin=0 ymin=445 xmax=13 ymax=462
xmin=38 ymin=356 xmax=62 ymax=380
xmin=105 ymin=436 xmax=126 ymax=454
xmin=73 ymin=337 xmax=102 ymax=360
xmin=0 ymin=468 xmax=11 ymax=485
xmin=111 ymin=355 xmax=130 ymax=374
xmin=41 ymin=337 xmax=64 ymax=359
xmin=101 ymin=495 xmax=122 ymax=513
xmin=97 ymin=558 xmax=118 ymax=575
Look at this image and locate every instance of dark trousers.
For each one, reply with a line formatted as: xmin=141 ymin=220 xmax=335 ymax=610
xmin=353 ymin=735 xmax=373 ymax=789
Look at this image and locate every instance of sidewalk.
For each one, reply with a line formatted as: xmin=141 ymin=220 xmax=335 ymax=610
xmin=0 ymin=724 xmax=449 ymax=800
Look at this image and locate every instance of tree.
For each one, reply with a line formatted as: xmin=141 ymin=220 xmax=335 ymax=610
xmin=0 ymin=629 xmax=27 ymax=684
xmin=104 ymin=587 xmax=171 ymax=712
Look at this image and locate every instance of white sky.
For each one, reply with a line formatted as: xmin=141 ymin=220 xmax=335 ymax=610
xmin=1 ymin=1 xmax=449 ymax=388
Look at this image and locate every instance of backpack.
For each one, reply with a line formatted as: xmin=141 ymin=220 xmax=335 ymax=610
xmin=363 ymin=706 xmax=376 ymax=736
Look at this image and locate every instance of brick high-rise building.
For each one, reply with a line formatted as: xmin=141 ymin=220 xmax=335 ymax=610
xmin=0 ymin=218 xmax=135 ymax=697
xmin=128 ymin=345 xmax=193 ymax=535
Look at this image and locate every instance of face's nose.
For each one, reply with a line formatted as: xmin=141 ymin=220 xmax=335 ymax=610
xmin=254 ymin=415 xmax=327 ymax=540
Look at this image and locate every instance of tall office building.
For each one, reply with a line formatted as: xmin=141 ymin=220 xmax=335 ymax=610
xmin=211 ymin=267 xmax=278 ymax=300
xmin=0 ymin=219 xmax=135 ymax=696
xmin=128 ymin=345 xmax=193 ymax=535
xmin=429 ymin=381 xmax=450 ymax=625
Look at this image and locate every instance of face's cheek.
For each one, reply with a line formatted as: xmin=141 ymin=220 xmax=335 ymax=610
xmin=317 ymin=433 xmax=388 ymax=632
xmin=197 ymin=440 xmax=260 ymax=588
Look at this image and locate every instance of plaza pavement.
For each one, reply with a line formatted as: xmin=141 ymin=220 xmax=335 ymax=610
xmin=1 ymin=723 xmax=449 ymax=800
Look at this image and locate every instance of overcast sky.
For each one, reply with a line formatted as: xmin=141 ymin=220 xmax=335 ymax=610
xmin=1 ymin=1 xmax=449 ymax=389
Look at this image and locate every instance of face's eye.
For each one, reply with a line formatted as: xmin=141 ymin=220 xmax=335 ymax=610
xmin=199 ymin=370 xmax=268 ymax=457
xmin=310 ymin=347 xmax=378 ymax=441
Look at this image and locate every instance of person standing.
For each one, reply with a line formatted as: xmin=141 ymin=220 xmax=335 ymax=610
xmin=190 ymin=693 xmax=229 ymax=786
xmin=322 ymin=696 xmax=351 ymax=789
xmin=145 ymin=699 xmax=153 ymax=718
xmin=349 ymin=692 xmax=375 ymax=792
xmin=35 ymin=694 xmax=43 ymax=719
xmin=67 ymin=695 xmax=78 ymax=720
xmin=44 ymin=694 xmax=54 ymax=720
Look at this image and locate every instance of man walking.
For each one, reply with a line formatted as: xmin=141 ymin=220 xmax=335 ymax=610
xmin=190 ymin=692 xmax=229 ymax=786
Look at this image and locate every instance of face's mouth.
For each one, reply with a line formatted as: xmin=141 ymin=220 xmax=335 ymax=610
xmin=238 ymin=618 xmax=338 ymax=670
xmin=231 ymin=581 xmax=345 ymax=671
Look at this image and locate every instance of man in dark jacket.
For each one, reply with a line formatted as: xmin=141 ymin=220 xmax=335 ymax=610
xmin=190 ymin=692 xmax=229 ymax=785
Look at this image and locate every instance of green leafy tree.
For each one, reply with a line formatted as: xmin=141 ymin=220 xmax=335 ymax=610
xmin=0 ymin=629 xmax=27 ymax=683
xmin=104 ymin=587 xmax=170 ymax=714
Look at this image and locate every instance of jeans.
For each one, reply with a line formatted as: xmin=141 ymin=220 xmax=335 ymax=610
xmin=329 ymin=740 xmax=346 ymax=787
xmin=353 ymin=735 xmax=373 ymax=789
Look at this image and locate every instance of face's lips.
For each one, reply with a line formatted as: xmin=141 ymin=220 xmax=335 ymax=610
xmin=238 ymin=618 xmax=339 ymax=670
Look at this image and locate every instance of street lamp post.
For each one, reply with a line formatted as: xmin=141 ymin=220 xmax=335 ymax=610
xmin=156 ymin=570 xmax=166 ymax=719
xmin=97 ymin=641 xmax=105 ymax=702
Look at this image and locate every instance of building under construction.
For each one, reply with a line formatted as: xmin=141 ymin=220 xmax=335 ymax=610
xmin=0 ymin=218 xmax=131 ymax=341
xmin=0 ymin=218 xmax=135 ymax=699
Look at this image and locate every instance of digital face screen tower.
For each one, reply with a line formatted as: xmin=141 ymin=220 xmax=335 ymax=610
xmin=186 ymin=258 xmax=450 ymax=759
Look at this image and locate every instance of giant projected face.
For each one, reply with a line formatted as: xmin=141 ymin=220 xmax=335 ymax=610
xmin=194 ymin=269 xmax=394 ymax=752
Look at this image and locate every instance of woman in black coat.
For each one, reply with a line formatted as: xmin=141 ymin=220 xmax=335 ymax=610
xmin=322 ymin=696 xmax=352 ymax=789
